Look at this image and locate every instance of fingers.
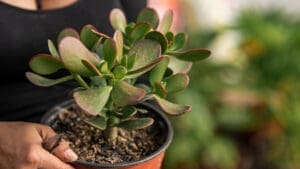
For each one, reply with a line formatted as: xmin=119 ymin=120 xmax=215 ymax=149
xmin=52 ymin=139 xmax=78 ymax=162
xmin=38 ymin=148 xmax=75 ymax=169
xmin=34 ymin=124 xmax=57 ymax=141
xmin=35 ymin=124 xmax=78 ymax=162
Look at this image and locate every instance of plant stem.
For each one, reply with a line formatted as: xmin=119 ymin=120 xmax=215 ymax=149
xmin=123 ymin=44 xmax=130 ymax=51
xmin=72 ymin=73 xmax=89 ymax=89
xmin=106 ymin=99 xmax=114 ymax=111
xmin=104 ymin=126 xmax=118 ymax=145
xmin=104 ymin=115 xmax=119 ymax=145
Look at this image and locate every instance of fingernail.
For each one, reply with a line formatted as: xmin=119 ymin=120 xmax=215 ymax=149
xmin=64 ymin=149 xmax=78 ymax=161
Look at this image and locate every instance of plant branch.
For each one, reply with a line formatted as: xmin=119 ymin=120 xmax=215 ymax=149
xmin=72 ymin=73 xmax=89 ymax=89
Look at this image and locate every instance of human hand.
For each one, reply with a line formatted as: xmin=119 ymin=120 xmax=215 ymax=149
xmin=0 ymin=122 xmax=77 ymax=169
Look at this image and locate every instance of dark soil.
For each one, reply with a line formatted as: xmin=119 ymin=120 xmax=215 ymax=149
xmin=51 ymin=105 xmax=166 ymax=164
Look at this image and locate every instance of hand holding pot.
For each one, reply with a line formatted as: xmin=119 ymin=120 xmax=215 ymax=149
xmin=0 ymin=122 xmax=77 ymax=169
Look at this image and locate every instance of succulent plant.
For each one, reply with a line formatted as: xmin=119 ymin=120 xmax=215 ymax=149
xmin=26 ymin=8 xmax=211 ymax=142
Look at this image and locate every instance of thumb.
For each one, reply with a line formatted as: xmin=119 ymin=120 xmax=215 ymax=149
xmin=52 ymin=139 xmax=78 ymax=162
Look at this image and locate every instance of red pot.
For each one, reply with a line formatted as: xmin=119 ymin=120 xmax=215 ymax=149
xmin=41 ymin=100 xmax=173 ymax=169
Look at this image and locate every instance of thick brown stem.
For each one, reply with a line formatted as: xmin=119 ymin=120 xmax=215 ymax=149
xmin=104 ymin=126 xmax=118 ymax=146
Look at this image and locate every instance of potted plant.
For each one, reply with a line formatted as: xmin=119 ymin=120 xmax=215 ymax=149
xmin=26 ymin=8 xmax=211 ymax=169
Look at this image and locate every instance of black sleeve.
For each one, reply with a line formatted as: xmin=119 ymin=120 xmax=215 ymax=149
xmin=119 ymin=0 xmax=147 ymax=22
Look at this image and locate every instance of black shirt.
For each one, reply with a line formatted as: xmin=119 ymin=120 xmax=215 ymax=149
xmin=0 ymin=0 xmax=146 ymax=122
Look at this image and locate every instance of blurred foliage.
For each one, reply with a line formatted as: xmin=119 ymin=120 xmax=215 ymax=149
xmin=237 ymin=10 xmax=300 ymax=87
xmin=163 ymin=8 xmax=300 ymax=169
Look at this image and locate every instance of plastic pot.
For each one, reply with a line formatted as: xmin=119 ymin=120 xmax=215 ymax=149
xmin=41 ymin=100 xmax=173 ymax=169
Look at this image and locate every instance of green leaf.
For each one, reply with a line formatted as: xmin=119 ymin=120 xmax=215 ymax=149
xmin=130 ymin=23 xmax=151 ymax=43
xmin=127 ymin=54 xmax=136 ymax=70
xmin=25 ymin=72 xmax=73 ymax=87
xmin=137 ymin=8 xmax=159 ymax=29
xmin=95 ymin=44 xmax=104 ymax=59
xmin=69 ymin=87 xmax=86 ymax=97
xmin=158 ymin=9 xmax=173 ymax=34
xmin=103 ymin=38 xmax=117 ymax=70
xmin=149 ymin=57 xmax=169 ymax=86
xmin=118 ymin=118 xmax=154 ymax=130
xmin=91 ymin=29 xmax=110 ymax=39
xmin=81 ymin=60 xmax=102 ymax=77
xmin=125 ymin=22 xmax=136 ymax=35
xmin=113 ymin=30 xmax=123 ymax=63
xmin=137 ymin=108 xmax=149 ymax=114
xmin=47 ymin=39 xmax=59 ymax=58
xmin=121 ymin=106 xmax=137 ymax=119
xmin=153 ymin=95 xmax=191 ymax=115
xmin=57 ymin=28 xmax=80 ymax=44
xmin=168 ymin=48 xmax=211 ymax=62
xmin=165 ymin=73 xmax=189 ymax=94
xmin=154 ymin=82 xmax=167 ymax=98
xmin=59 ymin=37 xmax=99 ymax=76
xmin=165 ymin=32 xmax=174 ymax=46
xmin=113 ymin=65 xmax=127 ymax=79
xmin=99 ymin=61 xmax=109 ymax=73
xmin=167 ymin=55 xmax=192 ymax=74
xmin=135 ymin=84 xmax=152 ymax=93
xmin=111 ymin=81 xmax=146 ymax=107
xmin=164 ymin=68 xmax=174 ymax=78
xmin=107 ymin=116 xmax=120 ymax=126
xmin=90 ymin=76 xmax=107 ymax=87
xmin=29 ymin=54 xmax=63 ymax=75
xmin=169 ymin=33 xmax=187 ymax=51
xmin=91 ymin=37 xmax=103 ymax=52
xmin=80 ymin=25 xmax=100 ymax=50
xmin=126 ymin=57 xmax=163 ymax=79
xmin=73 ymin=86 xmax=112 ymax=116
xmin=85 ymin=116 xmax=107 ymax=130
xmin=145 ymin=31 xmax=168 ymax=53
xmin=121 ymin=54 xmax=127 ymax=68
xmin=127 ymin=39 xmax=161 ymax=76
xmin=110 ymin=8 xmax=127 ymax=32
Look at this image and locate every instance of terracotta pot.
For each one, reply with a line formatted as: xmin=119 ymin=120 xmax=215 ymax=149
xmin=41 ymin=100 xmax=173 ymax=169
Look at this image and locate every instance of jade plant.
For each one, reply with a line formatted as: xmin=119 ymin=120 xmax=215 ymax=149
xmin=26 ymin=8 xmax=211 ymax=143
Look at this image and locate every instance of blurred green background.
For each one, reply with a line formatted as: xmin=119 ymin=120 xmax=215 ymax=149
xmin=148 ymin=0 xmax=300 ymax=169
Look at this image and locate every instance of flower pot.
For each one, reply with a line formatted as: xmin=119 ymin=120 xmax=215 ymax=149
xmin=41 ymin=100 xmax=173 ymax=169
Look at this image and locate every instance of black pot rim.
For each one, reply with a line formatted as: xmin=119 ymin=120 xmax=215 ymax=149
xmin=41 ymin=100 xmax=174 ymax=168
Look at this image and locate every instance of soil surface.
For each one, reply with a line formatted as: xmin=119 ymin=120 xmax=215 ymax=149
xmin=51 ymin=105 xmax=166 ymax=164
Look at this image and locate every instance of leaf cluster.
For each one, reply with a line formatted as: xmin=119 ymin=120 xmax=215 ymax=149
xmin=26 ymin=8 xmax=211 ymax=136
